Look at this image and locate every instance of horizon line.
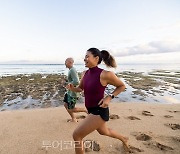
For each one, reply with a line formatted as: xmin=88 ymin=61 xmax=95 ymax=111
xmin=0 ymin=62 xmax=180 ymax=65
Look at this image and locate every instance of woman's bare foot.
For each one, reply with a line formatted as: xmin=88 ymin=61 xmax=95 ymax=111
xmin=122 ymin=137 xmax=129 ymax=152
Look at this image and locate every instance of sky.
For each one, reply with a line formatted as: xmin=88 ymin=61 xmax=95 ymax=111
xmin=0 ymin=0 xmax=180 ymax=64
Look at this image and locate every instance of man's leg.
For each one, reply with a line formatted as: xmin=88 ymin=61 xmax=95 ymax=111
xmin=64 ymin=103 xmax=78 ymax=122
xmin=71 ymin=107 xmax=88 ymax=113
xmin=70 ymin=97 xmax=87 ymax=113
xmin=63 ymin=93 xmax=78 ymax=122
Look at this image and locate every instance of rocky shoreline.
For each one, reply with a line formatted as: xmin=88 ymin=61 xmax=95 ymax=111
xmin=118 ymin=70 xmax=180 ymax=101
xmin=0 ymin=70 xmax=180 ymax=111
xmin=0 ymin=74 xmax=67 ymax=110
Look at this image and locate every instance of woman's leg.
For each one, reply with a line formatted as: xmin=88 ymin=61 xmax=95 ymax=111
xmin=73 ymin=114 xmax=105 ymax=154
xmin=96 ymin=123 xmax=129 ymax=151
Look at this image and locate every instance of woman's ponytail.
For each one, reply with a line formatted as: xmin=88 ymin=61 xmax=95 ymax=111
xmin=87 ymin=48 xmax=117 ymax=68
xmin=101 ymin=50 xmax=117 ymax=68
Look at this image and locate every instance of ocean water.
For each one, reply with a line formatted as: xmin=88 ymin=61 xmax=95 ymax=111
xmin=0 ymin=63 xmax=180 ymax=76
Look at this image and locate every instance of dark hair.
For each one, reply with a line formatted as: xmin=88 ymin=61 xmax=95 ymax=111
xmin=87 ymin=48 xmax=117 ymax=68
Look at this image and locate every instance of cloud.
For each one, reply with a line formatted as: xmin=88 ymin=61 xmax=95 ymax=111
xmin=114 ymin=40 xmax=180 ymax=57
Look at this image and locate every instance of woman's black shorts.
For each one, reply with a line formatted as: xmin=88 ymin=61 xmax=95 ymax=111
xmin=87 ymin=106 xmax=109 ymax=121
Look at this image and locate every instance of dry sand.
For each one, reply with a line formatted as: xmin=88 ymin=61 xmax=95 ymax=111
xmin=0 ymin=103 xmax=180 ymax=154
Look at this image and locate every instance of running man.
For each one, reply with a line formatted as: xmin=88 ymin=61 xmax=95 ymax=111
xmin=64 ymin=57 xmax=87 ymax=122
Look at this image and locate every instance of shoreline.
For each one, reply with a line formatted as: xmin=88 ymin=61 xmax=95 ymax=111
xmin=0 ymin=70 xmax=180 ymax=111
xmin=0 ymin=103 xmax=180 ymax=154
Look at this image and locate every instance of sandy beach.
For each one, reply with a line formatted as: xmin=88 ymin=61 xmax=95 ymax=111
xmin=0 ymin=103 xmax=180 ymax=154
xmin=0 ymin=70 xmax=179 ymax=153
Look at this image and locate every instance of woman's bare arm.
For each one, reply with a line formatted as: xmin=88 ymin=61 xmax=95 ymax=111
xmin=105 ymin=71 xmax=126 ymax=96
xmin=99 ymin=71 xmax=126 ymax=107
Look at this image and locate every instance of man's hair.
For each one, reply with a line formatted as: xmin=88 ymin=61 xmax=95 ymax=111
xmin=66 ymin=57 xmax=74 ymax=63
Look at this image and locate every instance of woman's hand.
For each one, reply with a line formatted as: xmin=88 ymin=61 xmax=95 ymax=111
xmin=98 ymin=95 xmax=111 ymax=108
xmin=66 ymin=83 xmax=74 ymax=91
xmin=66 ymin=83 xmax=83 ymax=92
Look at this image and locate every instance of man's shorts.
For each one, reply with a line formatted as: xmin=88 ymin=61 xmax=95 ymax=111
xmin=63 ymin=93 xmax=77 ymax=109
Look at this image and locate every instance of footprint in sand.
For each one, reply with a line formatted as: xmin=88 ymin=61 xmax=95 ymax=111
xmin=164 ymin=115 xmax=173 ymax=118
xmin=76 ymin=115 xmax=86 ymax=119
xmin=115 ymin=144 xmax=144 ymax=153
xmin=128 ymin=145 xmax=144 ymax=153
xmin=164 ymin=123 xmax=180 ymax=130
xmin=143 ymin=141 xmax=174 ymax=151
xmin=109 ymin=114 xmax=120 ymax=119
xmin=132 ymin=132 xmax=174 ymax=152
xmin=67 ymin=119 xmax=78 ymax=122
xmin=130 ymin=132 xmax=152 ymax=141
xmin=84 ymin=140 xmax=100 ymax=152
xmin=142 ymin=111 xmax=154 ymax=116
xmin=158 ymin=135 xmax=180 ymax=144
xmin=171 ymin=136 xmax=180 ymax=143
xmin=136 ymin=133 xmax=152 ymax=141
xmin=168 ymin=110 xmax=180 ymax=113
xmin=127 ymin=116 xmax=141 ymax=120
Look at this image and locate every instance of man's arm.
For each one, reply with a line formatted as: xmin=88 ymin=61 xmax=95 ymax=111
xmin=70 ymin=68 xmax=79 ymax=86
xmin=67 ymin=71 xmax=86 ymax=92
